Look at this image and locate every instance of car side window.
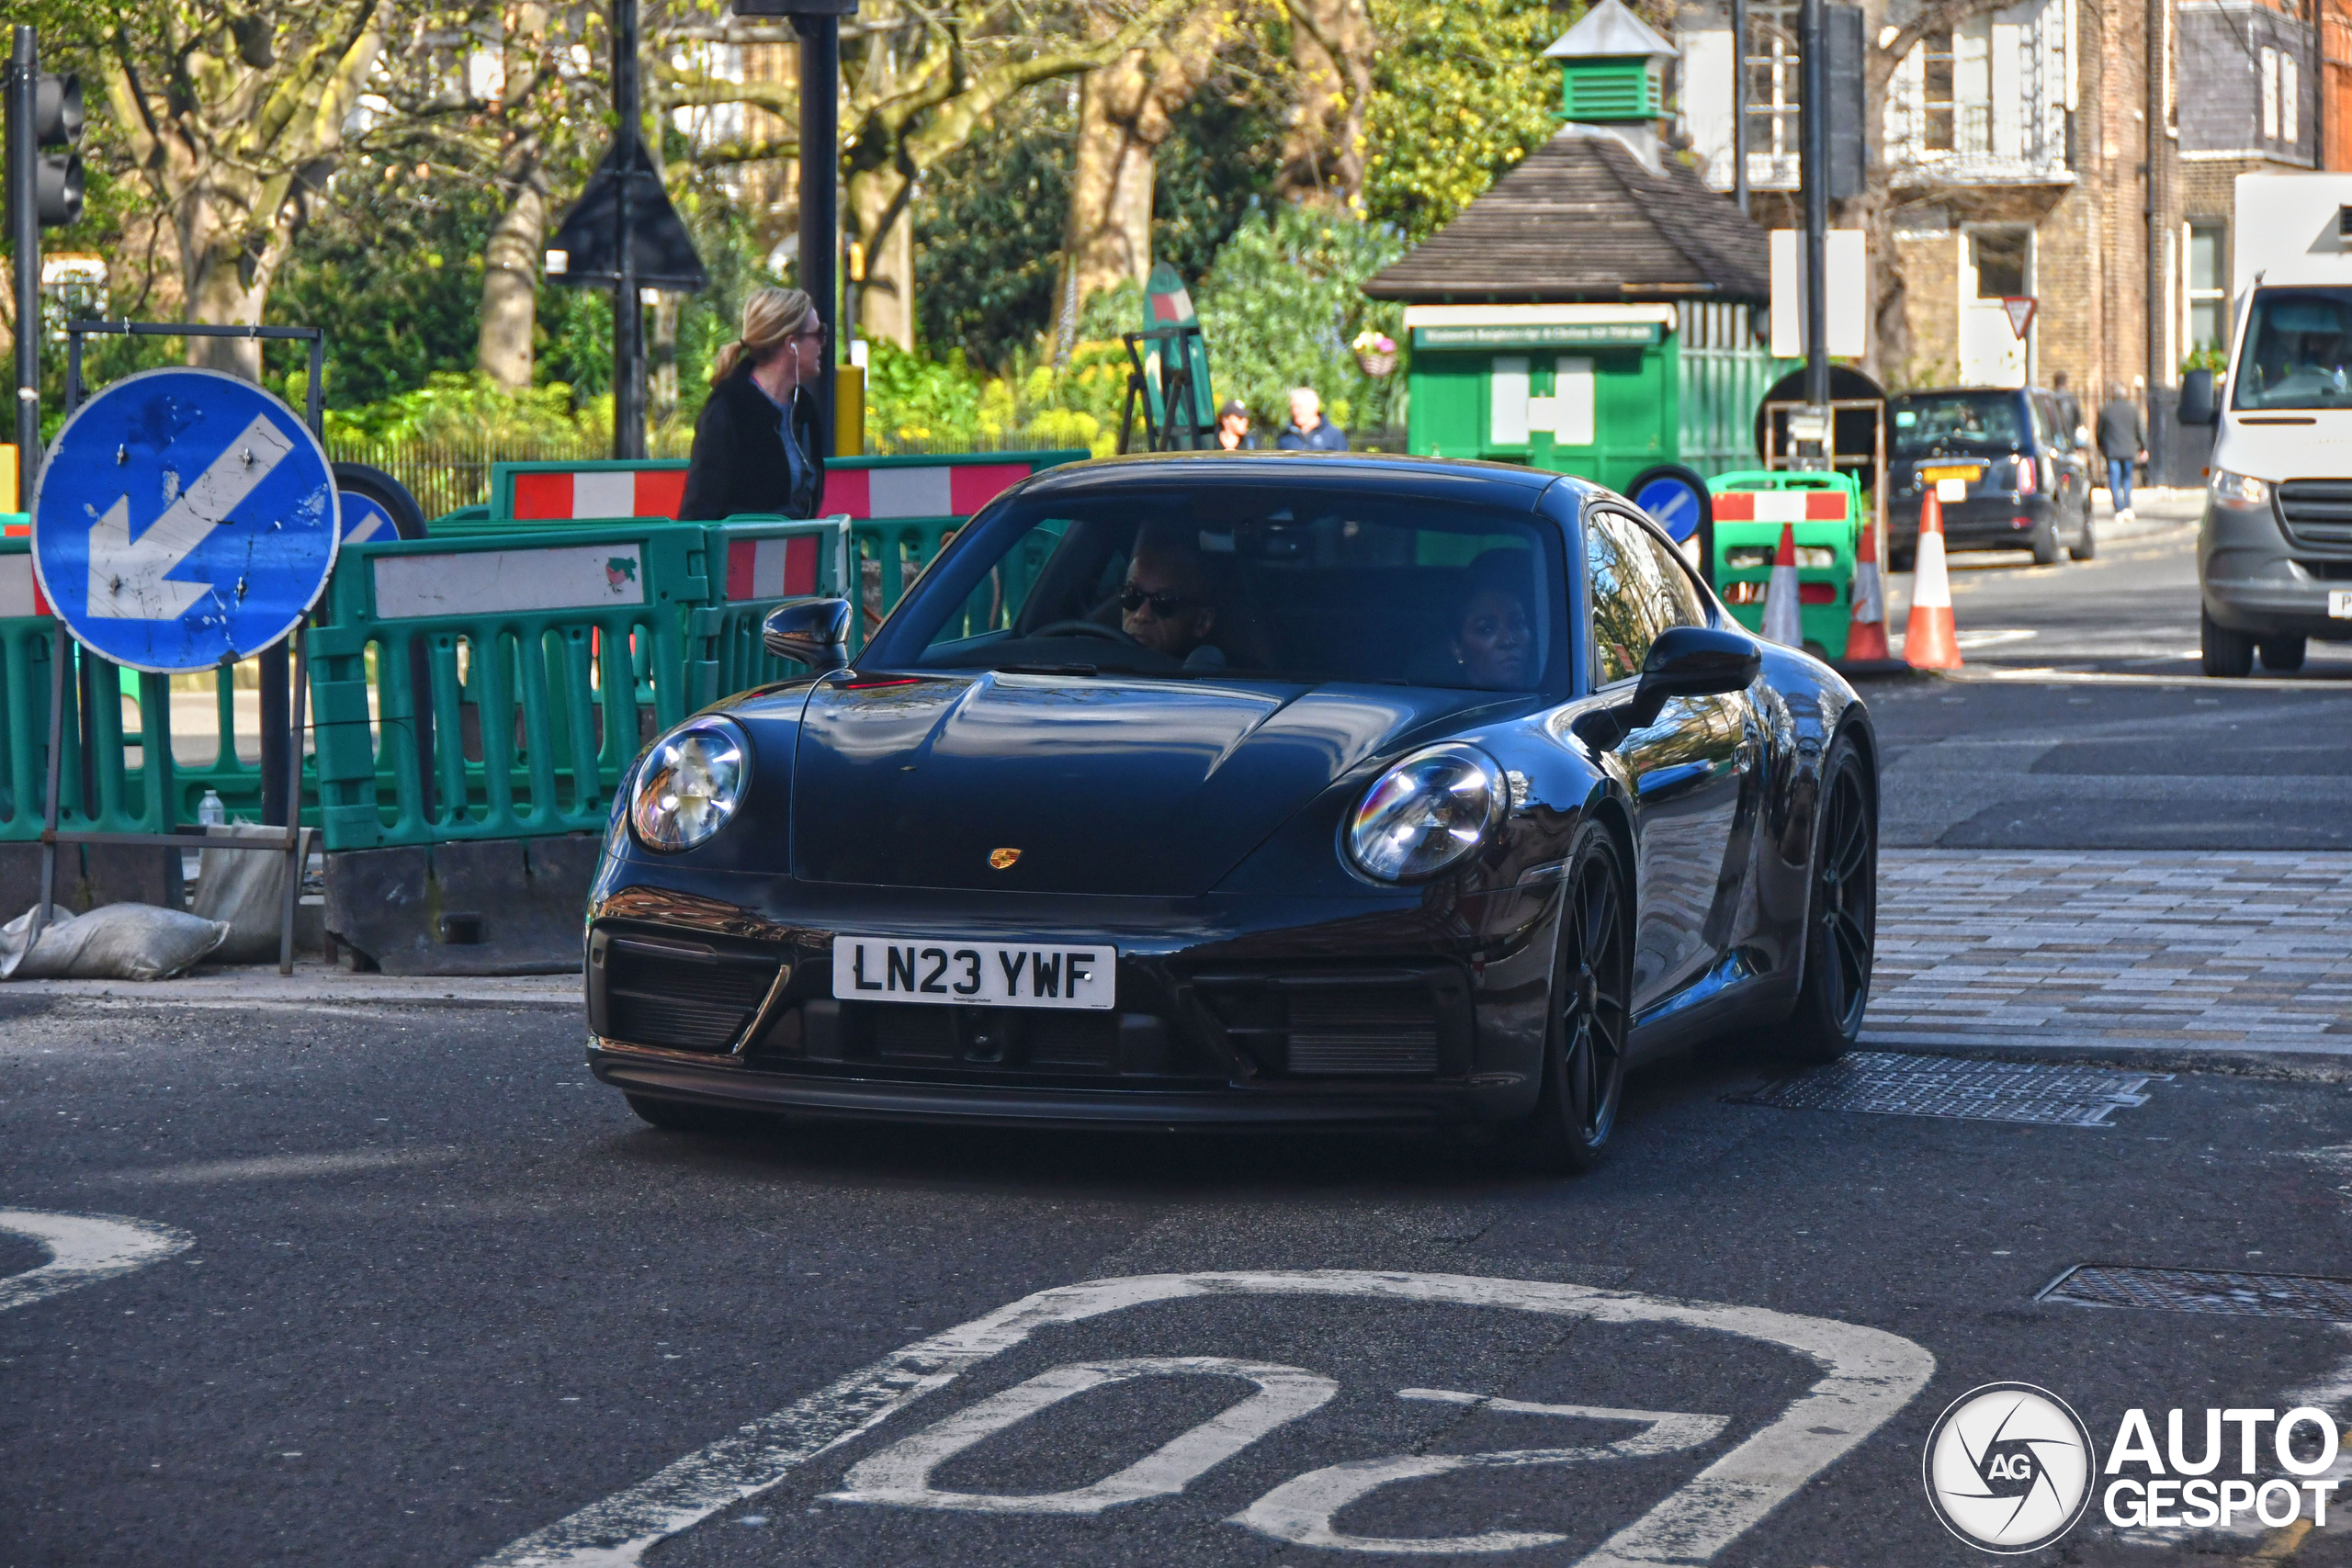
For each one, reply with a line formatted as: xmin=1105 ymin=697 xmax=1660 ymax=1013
xmin=1586 ymin=509 xmax=1669 ymax=686
xmin=1625 ymin=516 xmax=1710 ymax=631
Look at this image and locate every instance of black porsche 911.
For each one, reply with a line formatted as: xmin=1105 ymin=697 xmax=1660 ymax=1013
xmin=584 ymin=453 xmax=1878 ymax=1170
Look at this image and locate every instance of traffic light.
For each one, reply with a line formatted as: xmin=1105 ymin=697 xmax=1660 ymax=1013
xmin=29 ymin=69 xmax=80 ymax=227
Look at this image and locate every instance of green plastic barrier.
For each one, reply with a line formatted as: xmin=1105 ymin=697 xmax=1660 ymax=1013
xmin=1706 ymin=470 xmax=1862 ymax=660
xmin=306 ymin=523 xmax=708 ymax=852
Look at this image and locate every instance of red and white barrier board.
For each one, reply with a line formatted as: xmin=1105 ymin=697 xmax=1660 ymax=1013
xmin=724 ymin=536 xmax=820 ymax=602
xmin=0 ymin=553 xmax=48 ymax=618
xmin=826 ymin=462 xmax=1033 ymax=521
xmin=1712 ymin=490 xmax=1849 ymax=524
xmin=511 ymin=468 xmax=690 ymax=523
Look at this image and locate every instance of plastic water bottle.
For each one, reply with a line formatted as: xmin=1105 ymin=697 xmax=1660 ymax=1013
xmin=197 ymin=789 xmax=226 ymax=827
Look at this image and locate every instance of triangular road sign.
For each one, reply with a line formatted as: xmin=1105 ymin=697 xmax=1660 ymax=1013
xmin=543 ymin=141 xmax=708 ymax=292
xmin=2001 ymin=296 xmax=2037 ymax=339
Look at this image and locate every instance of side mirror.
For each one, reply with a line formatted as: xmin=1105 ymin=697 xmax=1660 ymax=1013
xmin=1624 ymin=626 xmax=1761 ymax=730
xmin=2178 ymin=369 xmax=2219 ymax=427
xmin=762 ymin=596 xmax=852 ymax=671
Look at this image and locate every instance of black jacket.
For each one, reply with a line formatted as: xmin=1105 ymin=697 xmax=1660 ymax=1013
xmin=679 ymin=367 xmax=826 ymax=521
xmin=2095 ymin=399 xmax=2146 ymax=460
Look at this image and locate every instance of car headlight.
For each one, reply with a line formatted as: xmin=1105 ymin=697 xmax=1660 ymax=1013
xmin=629 ymin=719 xmax=748 ymax=852
xmin=2210 ymin=468 xmax=2271 ymax=507
xmin=1345 ymin=744 xmax=1507 ymax=883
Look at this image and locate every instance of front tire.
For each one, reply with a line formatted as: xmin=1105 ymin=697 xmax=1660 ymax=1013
xmin=1774 ymin=732 xmax=1875 ymax=1065
xmin=2259 ymin=636 xmax=2307 ymax=672
xmin=1509 ymin=824 xmax=1634 ymax=1175
xmin=2201 ymin=611 xmax=2255 ymax=678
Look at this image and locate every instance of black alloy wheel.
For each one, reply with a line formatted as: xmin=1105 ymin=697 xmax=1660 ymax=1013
xmin=1774 ymin=732 xmax=1875 ymax=1064
xmin=2259 ymin=636 xmax=2307 ymax=672
xmin=2201 ymin=611 xmax=2255 ymax=678
xmin=1511 ymin=824 xmax=1634 ymax=1174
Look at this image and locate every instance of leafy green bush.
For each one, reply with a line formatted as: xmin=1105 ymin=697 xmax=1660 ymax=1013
xmin=1193 ymin=204 xmax=1406 ymax=438
xmin=320 ymin=371 xmax=595 ymax=446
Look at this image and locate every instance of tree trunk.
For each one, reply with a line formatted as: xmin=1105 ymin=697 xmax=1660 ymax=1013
xmin=1054 ymin=5 xmax=1234 ymax=350
xmin=176 ymin=197 xmax=293 ymax=383
xmin=1275 ymin=0 xmax=1373 ymax=207
xmin=1057 ymin=54 xmax=1157 ymax=350
xmin=849 ymin=162 xmax=917 ymax=350
xmin=478 ymin=137 xmax=548 ymax=392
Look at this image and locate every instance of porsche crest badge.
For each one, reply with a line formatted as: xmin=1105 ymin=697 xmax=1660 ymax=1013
xmin=989 ymin=848 xmax=1022 ymax=870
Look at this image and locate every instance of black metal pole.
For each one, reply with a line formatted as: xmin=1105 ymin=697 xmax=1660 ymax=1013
xmin=797 ymin=12 xmax=839 ymax=460
xmin=10 ymin=27 xmax=39 ymax=476
xmin=612 ymin=0 xmax=645 ymax=460
xmin=1799 ymin=0 xmax=1829 ymax=408
xmin=1731 ymin=0 xmax=1749 ymax=215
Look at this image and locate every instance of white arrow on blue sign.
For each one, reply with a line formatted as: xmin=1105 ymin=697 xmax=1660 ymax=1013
xmin=31 ymin=367 xmax=340 ymax=674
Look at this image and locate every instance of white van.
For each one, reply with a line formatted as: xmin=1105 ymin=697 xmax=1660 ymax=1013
xmin=2178 ymin=173 xmax=2352 ymax=676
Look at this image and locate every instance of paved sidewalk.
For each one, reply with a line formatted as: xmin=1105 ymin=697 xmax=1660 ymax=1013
xmin=4 ymin=850 xmax=2346 ymax=1075
xmin=1866 ymin=850 xmax=2352 ymax=1070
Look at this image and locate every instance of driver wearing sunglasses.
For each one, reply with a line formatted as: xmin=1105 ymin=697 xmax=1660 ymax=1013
xmin=1117 ymin=525 xmax=1224 ymax=665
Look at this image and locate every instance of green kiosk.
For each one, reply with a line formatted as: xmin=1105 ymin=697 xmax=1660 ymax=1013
xmin=1363 ymin=0 xmax=1792 ymax=556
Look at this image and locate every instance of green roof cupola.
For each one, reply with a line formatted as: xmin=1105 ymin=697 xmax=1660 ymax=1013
xmin=1544 ymin=0 xmax=1676 ymax=124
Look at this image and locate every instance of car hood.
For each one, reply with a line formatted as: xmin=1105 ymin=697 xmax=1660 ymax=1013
xmin=789 ymin=672 xmax=1498 ymax=894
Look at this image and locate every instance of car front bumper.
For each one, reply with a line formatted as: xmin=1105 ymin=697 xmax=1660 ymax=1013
xmin=582 ymin=869 xmax=1566 ymax=1131
xmin=2200 ymin=496 xmax=2352 ymax=639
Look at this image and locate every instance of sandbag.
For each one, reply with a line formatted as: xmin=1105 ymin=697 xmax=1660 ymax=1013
xmin=192 ymin=827 xmax=308 ymax=964
xmin=0 ymin=903 xmax=231 ymax=981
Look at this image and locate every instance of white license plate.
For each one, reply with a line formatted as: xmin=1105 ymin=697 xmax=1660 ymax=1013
xmin=2331 ymin=590 xmax=2352 ymax=619
xmin=1934 ymin=477 xmax=1969 ymax=503
xmin=832 ymin=936 xmax=1115 ymax=1010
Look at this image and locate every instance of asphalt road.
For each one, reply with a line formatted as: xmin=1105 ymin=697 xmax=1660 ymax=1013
xmin=1870 ymin=515 xmax=2352 ymax=847
xmin=7 ymin=511 xmax=2352 ymax=1567
xmin=6 ymin=998 xmax=2351 ymax=1567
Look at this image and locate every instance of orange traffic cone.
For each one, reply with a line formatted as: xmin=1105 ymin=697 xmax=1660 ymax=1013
xmin=1762 ymin=523 xmax=1804 ymax=648
xmin=1903 ymin=493 xmax=1963 ymax=671
xmin=1846 ymin=513 xmax=1891 ymax=660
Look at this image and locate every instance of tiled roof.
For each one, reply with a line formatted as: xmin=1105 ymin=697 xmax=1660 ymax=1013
xmin=1363 ymin=129 xmax=1772 ymax=305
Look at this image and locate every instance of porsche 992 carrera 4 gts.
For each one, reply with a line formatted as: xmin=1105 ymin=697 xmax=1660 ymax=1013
xmin=585 ymin=454 xmax=1879 ymax=1170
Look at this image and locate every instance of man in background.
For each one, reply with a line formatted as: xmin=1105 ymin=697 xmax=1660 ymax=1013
xmin=2052 ymin=370 xmax=2086 ymax=449
xmin=2097 ymin=383 xmax=2147 ymax=525
xmin=1277 ymin=387 xmax=1348 ymax=451
xmin=1216 ymin=400 xmax=1256 ymax=451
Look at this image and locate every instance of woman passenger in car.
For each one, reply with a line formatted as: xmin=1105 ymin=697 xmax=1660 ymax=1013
xmin=1451 ymin=563 xmax=1536 ymax=689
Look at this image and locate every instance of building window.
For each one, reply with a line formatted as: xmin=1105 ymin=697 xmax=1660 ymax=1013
xmin=2284 ymin=53 xmax=2300 ymax=144
xmin=1973 ymin=229 xmax=2030 ymax=298
xmin=2188 ymin=224 xmax=2226 ymax=355
xmin=2263 ymin=46 xmax=2280 ymax=140
xmin=1920 ymin=29 xmax=1956 ymax=151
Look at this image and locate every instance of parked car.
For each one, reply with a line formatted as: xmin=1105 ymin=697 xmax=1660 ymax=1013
xmin=583 ymin=454 xmax=1880 ymax=1173
xmin=1887 ymin=387 xmax=2095 ymax=568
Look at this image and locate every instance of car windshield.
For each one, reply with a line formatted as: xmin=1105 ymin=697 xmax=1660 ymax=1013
xmin=1890 ymin=392 xmax=2025 ymax=453
xmin=873 ymin=485 xmax=1566 ymax=691
xmin=2232 ymin=288 xmax=2352 ymax=410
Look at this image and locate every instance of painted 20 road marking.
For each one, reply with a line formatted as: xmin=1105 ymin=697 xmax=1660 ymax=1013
xmin=481 ymin=1270 xmax=1938 ymax=1567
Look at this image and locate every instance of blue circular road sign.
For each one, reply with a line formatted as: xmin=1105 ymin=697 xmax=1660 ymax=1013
xmin=32 ymin=367 xmax=340 ymax=674
xmin=1634 ymin=471 xmax=1706 ymax=544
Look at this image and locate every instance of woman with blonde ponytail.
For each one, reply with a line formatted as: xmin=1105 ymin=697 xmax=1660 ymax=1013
xmin=679 ymin=286 xmax=829 ymax=521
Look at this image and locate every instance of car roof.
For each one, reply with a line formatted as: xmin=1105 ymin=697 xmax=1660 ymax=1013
xmin=1892 ymin=387 xmax=2032 ymax=400
xmin=1004 ymin=450 xmax=1602 ymax=511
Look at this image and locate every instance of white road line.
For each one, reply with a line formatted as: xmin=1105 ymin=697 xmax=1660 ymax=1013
xmin=0 ymin=1209 xmax=195 ymax=1313
xmin=827 ymin=1357 xmax=1337 ymax=1513
xmin=475 ymin=1269 xmax=1937 ymax=1568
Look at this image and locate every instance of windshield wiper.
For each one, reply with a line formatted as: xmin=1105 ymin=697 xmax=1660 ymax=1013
xmin=998 ymin=662 xmax=1100 ymax=677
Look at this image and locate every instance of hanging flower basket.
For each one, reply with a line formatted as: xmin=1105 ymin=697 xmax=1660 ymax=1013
xmin=1351 ymin=330 xmax=1398 ymax=378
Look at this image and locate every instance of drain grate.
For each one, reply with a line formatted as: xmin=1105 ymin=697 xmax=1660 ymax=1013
xmin=2038 ymin=1265 xmax=2352 ymax=1323
xmin=1730 ymin=1051 xmax=2170 ymax=1127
